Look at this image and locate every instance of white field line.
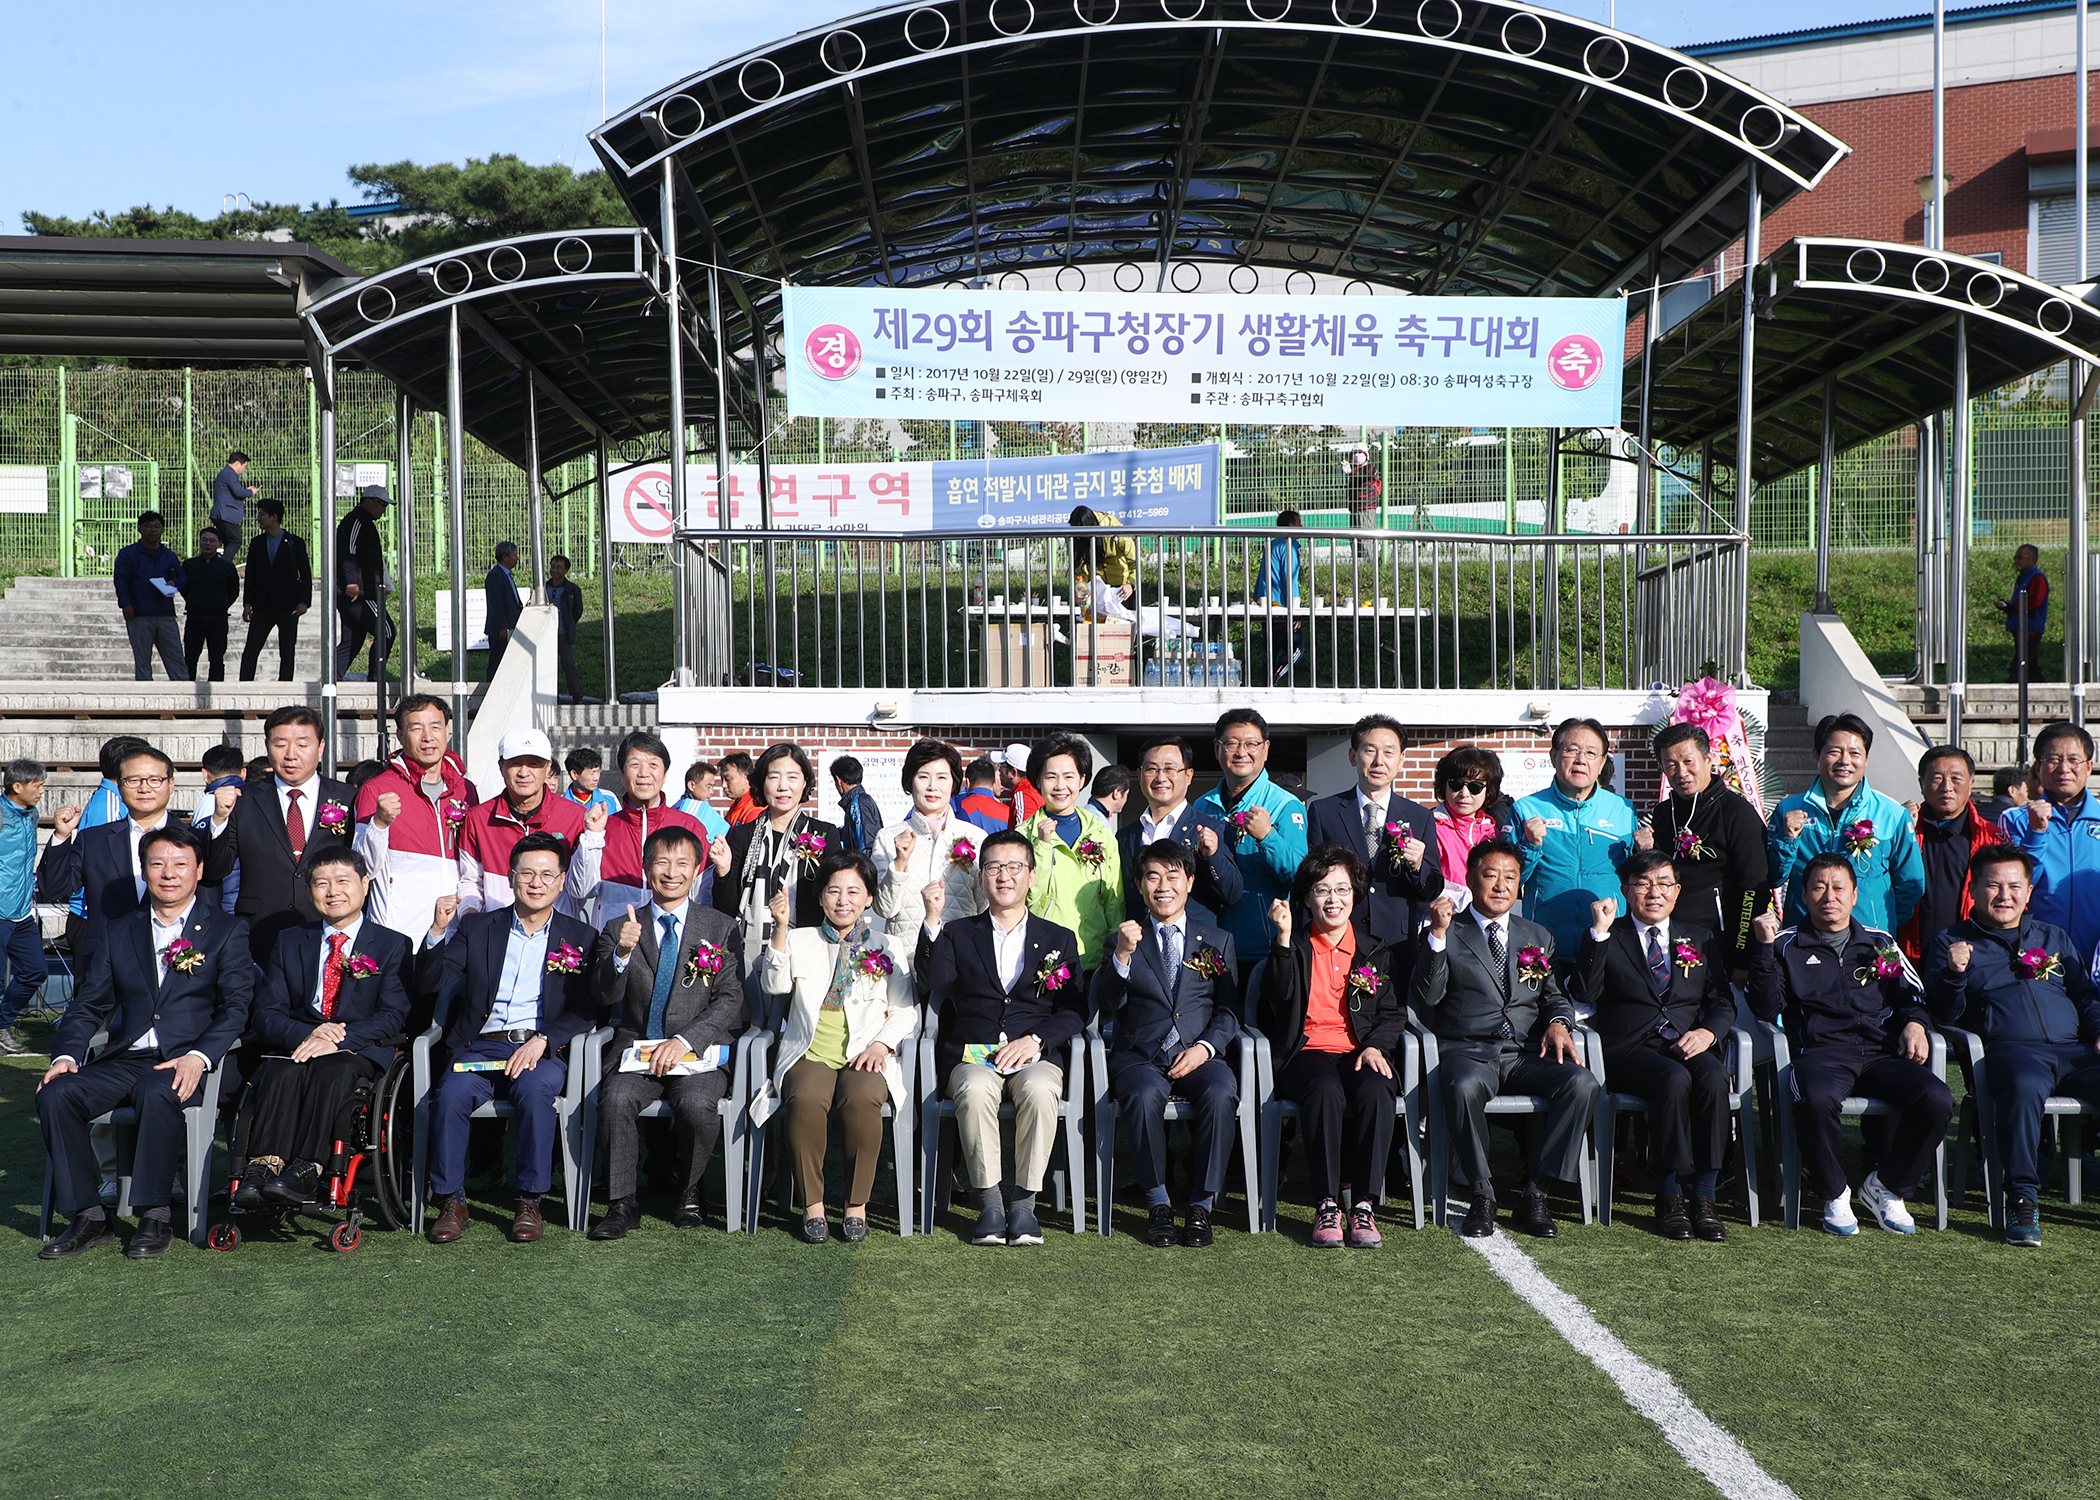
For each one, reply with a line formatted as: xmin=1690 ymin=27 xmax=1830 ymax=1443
xmin=1464 ymin=1232 xmax=1801 ymax=1500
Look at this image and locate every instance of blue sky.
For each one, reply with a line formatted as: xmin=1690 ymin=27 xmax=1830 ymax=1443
xmin=6 ymin=1 xmax=1933 ymax=232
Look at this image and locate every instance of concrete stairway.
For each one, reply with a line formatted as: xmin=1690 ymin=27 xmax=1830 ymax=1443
xmin=0 ymin=575 xmax=326 ymax=680
xmin=1761 ymin=699 xmax=1819 ymax=797
xmin=1890 ymin=683 xmax=2068 ymax=769
xmin=548 ymin=700 xmax=664 ymax=767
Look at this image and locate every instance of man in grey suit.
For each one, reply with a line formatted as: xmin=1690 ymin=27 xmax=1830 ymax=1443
xmin=1413 ymin=838 xmax=1599 ymax=1239
xmin=588 ymin=825 xmax=746 ymax=1239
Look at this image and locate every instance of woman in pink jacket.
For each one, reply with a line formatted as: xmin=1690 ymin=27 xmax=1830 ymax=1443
xmin=1430 ymin=745 xmax=1505 ymax=904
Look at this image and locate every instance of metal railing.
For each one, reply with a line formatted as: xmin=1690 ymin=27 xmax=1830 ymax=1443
xmin=675 ymin=526 xmax=1748 ymax=694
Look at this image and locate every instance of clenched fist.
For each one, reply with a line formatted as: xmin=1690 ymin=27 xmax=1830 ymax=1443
xmin=1781 ymin=809 xmax=1808 ymax=840
xmin=1241 ymin=806 xmax=1274 ymax=842
xmin=584 ymin=801 xmax=608 ymax=835
xmin=1400 ymin=835 xmax=1427 ymax=870
xmin=1633 ymin=825 xmax=1654 ymax=851
xmin=372 ymin=791 xmax=402 ymax=828
xmin=1196 ymin=825 xmax=1219 ymax=857
xmin=214 ymin=783 xmax=242 ymax=821
xmin=892 ymin=830 xmax=917 ymax=868
xmin=1590 ymin=897 xmax=1617 ymax=937
xmin=709 ymin=837 xmax=733 ymax=876
xmin=767 ymin=888 xmax=791 ymax=929
xmin=1115 ymin=920 xmax=1143 ymax=963
xmin=922 ymin=881 xmax=946 ymax=924
xmin=1427 ymin=896 xmax=1454 ymax=938
xmin=2028 ymin=798 xmax=2054 ymax=833
xmin=1521 ymin=816 xmax=1547 ymax=846
xmin=615 ymin=903 xmax=643 ymax=959
xmin=1946 ymin=940 xmax=1973 ymax=974
xmin=430 ymin=895 xmax=459 ymax=938
xmin=1751 ymin=910 xmax=1781 ymax=945
xmin=52 ymin=805 xmax=81 ymax=841
xmin=1267 ymin=898 xmax=1293 ymax=946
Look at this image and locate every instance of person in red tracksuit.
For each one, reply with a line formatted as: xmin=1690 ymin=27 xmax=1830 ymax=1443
xmin=454 ymin=728 xmax=602 ymax=922
xmin=1898 ymin=745 xmax=2005 ymax=963
xmin=593 ymin=729 xmax=707 ymax=927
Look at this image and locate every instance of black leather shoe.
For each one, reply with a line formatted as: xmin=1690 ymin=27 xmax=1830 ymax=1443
xmin=1657 ymin=1193 xmax=1693 ymax=1241
xmin=1460 ymin=1192 xmax=1495 ymax=1238
xmin=232 ymin=1174 xmax=269 ymax=1212
xmin=38 ymin=1215 xmax=116 ymax=1259
xmin=1690 ymin=1196 xmax=1728 ymax=1242
xmin=1181 ymin=1203 xmax=1214 ymax=1249
xmin=588 ymin=1197 xmax=639 ymax=1241
xmin=672 ymin=1194 xmax=706 ymax=1230
xmin=261 ymin=1160 xmax=322 ymax=1207
xmin=1145 ymin=1202 xmax=1179 ymax=1248
xmin=1515 ymin=1190 xmax=1558 ymax=1239
xmin=124 ymin=1216 xmax=175 ymax=1259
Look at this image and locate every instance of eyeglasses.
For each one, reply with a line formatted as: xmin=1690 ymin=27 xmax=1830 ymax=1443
xmin=1628 ymin=878 xmax=1679 ymax=893
xmin=1217 ymin=738 xmax=1266 ymax=753
xmin=1310 ymin=883 xmax=1355 ymax=901
xmin=513 ymin=869 xmax=564 ymax=886
xmin=1443 ymin=781 xmax=1488 ymax=796
xmin=119 ymin=775 xmax=171 ymax=789
xmin=2040 ymin=755 xmax=2090 ymax=770
xmin=981 ymin=860 xmax=1031 ymax=876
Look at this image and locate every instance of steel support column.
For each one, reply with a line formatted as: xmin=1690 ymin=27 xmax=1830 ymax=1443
xmin=2072 ymin=363 xmax=2096 ymax=725
xmin=1814 ymin=375 xmax=1835 ymax=614
xmin=525 ymin=378 xmax=548 ymax=606
xmin=1947 ymin=315 xmax=1971 ymax=746
xmin=663 ymin=157 xmax=693 ymax=687
xmin=317 ymin=353 xmax=339 ymax=756
xmin=1733 ymin=168 xmax=1762 ymax=684
xmin=597 ymin=432 xmax=617 ymax=701
xmin=394 ymin=388 xmax=416 ymax=734
xmin=445 ymin=306 xmax=470 ymax=729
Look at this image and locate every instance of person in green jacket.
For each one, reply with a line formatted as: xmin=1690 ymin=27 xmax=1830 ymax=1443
xmin=1019 ymin=731 xmax=1124 ymax=978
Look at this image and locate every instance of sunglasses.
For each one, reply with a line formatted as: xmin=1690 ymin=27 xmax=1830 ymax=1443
xmin=1442 ymin=781 xmax=1488 ymax=796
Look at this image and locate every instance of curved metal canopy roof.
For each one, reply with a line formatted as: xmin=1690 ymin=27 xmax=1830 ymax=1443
xmin=595 ymin=0 xmax=1845 ymax=339
xmin=301 ymin=228 xmax=668 ymax=471
xmin=1632 ymin=237 xmax=2100 ymax=484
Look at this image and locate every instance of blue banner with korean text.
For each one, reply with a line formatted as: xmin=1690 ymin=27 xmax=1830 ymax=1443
xmin=784 ymin=287 xmax=1626 ymax=427
xmin=930 ymin=444 xmax=1217 ymax=531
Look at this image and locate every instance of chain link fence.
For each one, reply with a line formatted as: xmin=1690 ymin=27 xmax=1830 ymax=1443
xmin=0 ymin=365 xmax=2091 ymax=582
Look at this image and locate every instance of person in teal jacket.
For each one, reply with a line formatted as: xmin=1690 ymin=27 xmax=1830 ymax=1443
xmin=1767 ymin=713 xmax=1925 ymax=935
xmin=1508 ymin=717 xmax=1637 ymax=955
xmin=1195 ymin=708 xmax=1309 ymax=979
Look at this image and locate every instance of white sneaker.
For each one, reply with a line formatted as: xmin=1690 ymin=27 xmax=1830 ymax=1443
xmin=1821 ymin=1191 xmax=1859 ymax=1236
xmin=1856 ymin=1172 xmax=1916 ymax=1235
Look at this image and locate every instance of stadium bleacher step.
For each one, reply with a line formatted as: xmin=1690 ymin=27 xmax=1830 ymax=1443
xmin=0 ymin=576 xmax=326 ymax=680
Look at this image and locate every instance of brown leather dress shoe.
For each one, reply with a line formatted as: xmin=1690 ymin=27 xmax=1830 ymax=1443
xmin=1657 ymin=1193 xmax=1693 ymax=1241
xmin=509 ymin=1197 xmax=545 ymax=1242
xmin=428 ymin=1196 xmax=471 ymax=1244
xmin=1690 ymin=1196 xmax=1728 ymax=1242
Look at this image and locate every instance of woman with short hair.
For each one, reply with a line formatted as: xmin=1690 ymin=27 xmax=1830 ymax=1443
xmin=714 ymin=742 xmax=843 ymax=972
xmin=762 ymin=850 xmax=916 ymax=1243
xmin=1431 ymin=745 xmax=1504 ymax=904
xmin=874 ymin=738 xmax=985 ymax=934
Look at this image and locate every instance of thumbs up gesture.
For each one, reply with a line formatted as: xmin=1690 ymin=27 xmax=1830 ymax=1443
xmin=615 ymin=903 xmax=642 ymax=959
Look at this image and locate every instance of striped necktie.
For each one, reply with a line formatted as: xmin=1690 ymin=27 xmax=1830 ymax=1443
xmin=1645 ymin=926 xmax=1670 ymax=994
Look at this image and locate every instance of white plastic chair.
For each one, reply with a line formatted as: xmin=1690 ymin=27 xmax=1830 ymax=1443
xmin=1593 ymin=1025 xmax=1762 ymax=1227
xmin=1413 ymin=1021 xmax=1603 ymax=1228
xmin=1943 ymin=1025 xmax=2090 ymax=1229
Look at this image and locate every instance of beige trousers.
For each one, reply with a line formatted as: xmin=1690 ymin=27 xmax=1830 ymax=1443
xmin=947 ymin=1059 xmax=1064 ymax=1192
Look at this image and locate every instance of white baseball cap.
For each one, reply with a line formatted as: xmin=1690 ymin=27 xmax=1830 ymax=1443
xmin=497 ymin=727 xmax=555 ymax=763
xmin=1002 ymin=742 xmax=1030 ymax=771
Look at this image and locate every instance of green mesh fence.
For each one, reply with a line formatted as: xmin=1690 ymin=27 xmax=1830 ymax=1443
xmin=0 ymin=365 xmax=2090 ymax=580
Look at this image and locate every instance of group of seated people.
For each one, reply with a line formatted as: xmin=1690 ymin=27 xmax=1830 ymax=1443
xmin=26 ymin=696 xmax=2100 ymax=1256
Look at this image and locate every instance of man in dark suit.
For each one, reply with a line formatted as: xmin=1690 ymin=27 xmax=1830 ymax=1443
xmin=239 ymin=499 xmax=313 ymax=682
xmin=234 ymin=847 xmax=412 ymax=1209
xmin=1116 ymin=734 xmax=1241 ymax=925
xmin=1575 ymin=849 xmax=1737 ymax=1242
xmin=335 ymin=483 xmax=396 ymax=677
xmin=916 ymin=829 xmax=1087 ymax=1247
xmin=180 ymin=526 xmax=241 ymax=682
xmin=417 ymin=831 xmax=601 ymax=1244
xmin=1414 ymin=839 xmax=1600 ymax=1239
xmin=36 ymin=824 xmax=253 ymax=1259
xmin=483 ymin=541 xmax=524 ymax=679
xmin=1094 ymin=840 xmax=1240 ymax=1248
xmin=1306 ymin=713 xmax=1442 ymax=950
xmin=588 ymin=825 xmax=746 ymax=1239
xmin=202 ymin=705 xmax=356 ymax=961
xmin=37 ymin=743 xmax=179 ymax=959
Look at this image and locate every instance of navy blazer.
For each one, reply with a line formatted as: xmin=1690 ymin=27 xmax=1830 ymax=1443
xmin=37 ymin=820 xmax=146 ymax=958
xmin=52 ymin=902 xmax=254 ymax=1067
xmin=1115 ymin=805 xmax=1243 ymax=924
xmin=415 ymin=906 xmax=602 ymax=1056
xmin=1095 ymin=914 xmax=1240 ymax=1065
xmin=916 ymin=911 xmax=1088 ymax=1078
xmin=202 ymin=775 xmax=357 ymax=948
xmin=1576 ymin=917 xmax=1736 ymax=1056
xmin=1306 ymin=790 xmax=1443 ymax=945
xmin=483 ymin=563 xmax=523 ymax=635
xmin=254 ymin=919 xmax=413 ymax=1067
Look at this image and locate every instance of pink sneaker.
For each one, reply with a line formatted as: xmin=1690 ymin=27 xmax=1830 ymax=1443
xmin=1312 ymin=1199 xmax=1345 ymax=1247
xmin=1348 ymin=1201 xmax=1382 ymax=1248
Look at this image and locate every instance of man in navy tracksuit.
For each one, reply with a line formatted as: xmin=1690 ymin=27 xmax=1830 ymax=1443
xmin=1923 ymin=844 xmax=2100 ymax=1247
xmin=1748 ymin=850 xmax=1952 ymax=1236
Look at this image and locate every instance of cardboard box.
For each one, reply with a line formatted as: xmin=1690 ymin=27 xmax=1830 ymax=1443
xmin=980 ymin=623 xmax=1056 ymax=687
xmin=1073 ymin=619 xmax=1135 ymax=688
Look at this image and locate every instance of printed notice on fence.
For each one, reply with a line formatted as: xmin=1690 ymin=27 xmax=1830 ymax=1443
xmin=783 ymin=287 xmax=1627 ymax=426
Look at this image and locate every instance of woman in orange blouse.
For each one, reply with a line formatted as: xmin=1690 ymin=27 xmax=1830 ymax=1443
xmin=1259 ymin=844 xmax=1408 ymax=1249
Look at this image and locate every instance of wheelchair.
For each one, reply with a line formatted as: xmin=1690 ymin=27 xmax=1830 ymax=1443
xmin=209 ymin=1047 xmax=417 ymax=1253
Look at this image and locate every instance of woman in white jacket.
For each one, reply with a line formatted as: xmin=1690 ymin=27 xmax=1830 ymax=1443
xmin=873 ymin=738 xmax=986 ymax=935
xmin=761 ymin=849 xmax=917 ymax=1243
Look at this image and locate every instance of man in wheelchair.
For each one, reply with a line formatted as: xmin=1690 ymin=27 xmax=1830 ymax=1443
xmin=231 ymin=847 xmax=411 ymax=1213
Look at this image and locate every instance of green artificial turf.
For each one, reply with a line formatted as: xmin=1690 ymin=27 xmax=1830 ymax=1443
xmin=5 ymin=1036 xmax=2097 ymax=1500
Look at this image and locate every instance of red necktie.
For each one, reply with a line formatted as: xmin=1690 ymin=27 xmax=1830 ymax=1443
xmin=321 ymin=931 xmax=346 ymax=1019
xmin=286 ymin=788 xmax=306 ymax=856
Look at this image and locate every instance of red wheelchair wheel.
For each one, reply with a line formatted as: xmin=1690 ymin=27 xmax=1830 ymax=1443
xmin=207 ymin=1224 xmax=239 ymax=1252
xmin=330 ymin=1223 xmax=361 ymax=1253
